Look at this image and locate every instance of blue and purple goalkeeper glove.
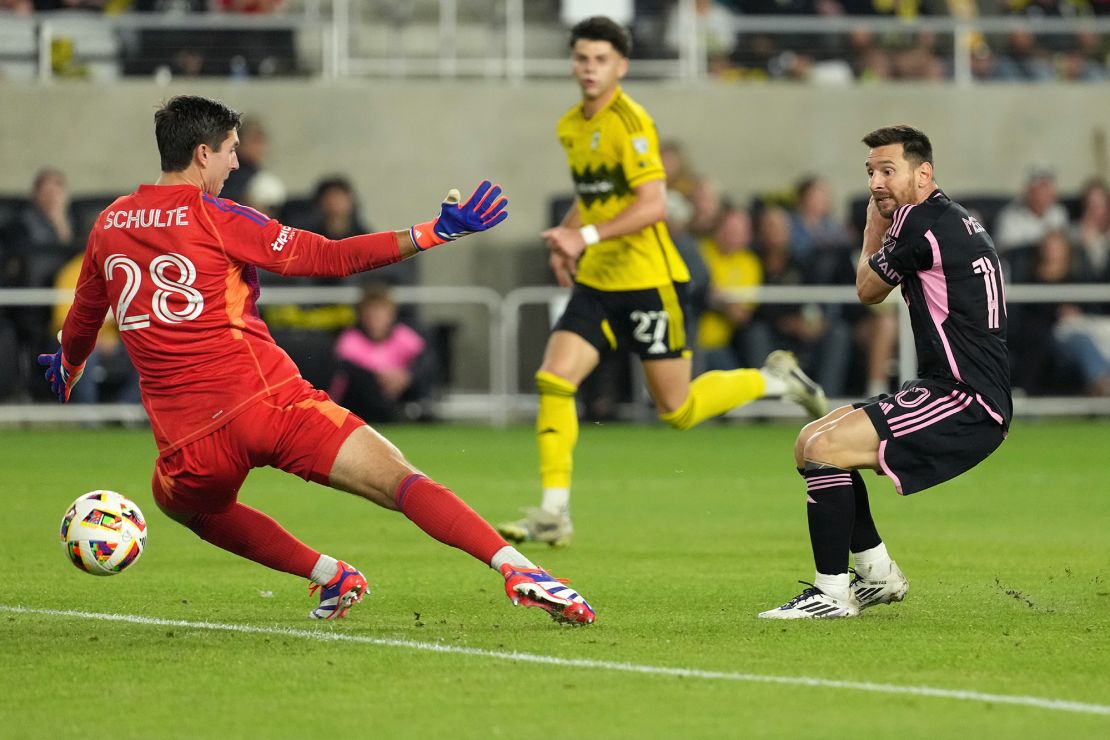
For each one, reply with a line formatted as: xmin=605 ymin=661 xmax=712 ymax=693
xmin=410 ymin=180 xmax=508 ymax=251
xmin=37 ymin=349 xmax=86 ymax=403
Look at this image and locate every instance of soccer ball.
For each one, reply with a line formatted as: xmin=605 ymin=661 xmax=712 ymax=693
xmin=60 ymin=490 xmax=148 ymax=576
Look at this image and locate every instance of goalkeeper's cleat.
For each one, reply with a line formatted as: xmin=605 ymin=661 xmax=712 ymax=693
xmin=496 ymin=507 xmax=573 ymax=548
xmin=499 ymin=563 xmax=595 ymax=625
xmin=762 ymin=350 xmax=828 ymax=419
xmin=758 ymin=582 xmax=860 ymax=619
xmin=308 ymin=561 xmax=369 ymax=620
xmin=850 ymin=560 xmax=909 ymax=610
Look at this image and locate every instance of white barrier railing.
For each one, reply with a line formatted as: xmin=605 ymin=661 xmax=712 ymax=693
xmin=3 ymin=283 xmax=1110 ymax=426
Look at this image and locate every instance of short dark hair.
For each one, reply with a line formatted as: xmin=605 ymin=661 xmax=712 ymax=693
xmin=862 ymin=125 xmax=933 ymax=168
xmin=154 ymin=95 xmax=242 ymax=173
xmin=313 ymin=175 xmax=355 ymax=203
xmin=569 ymin=16 xmax=632 ymax=58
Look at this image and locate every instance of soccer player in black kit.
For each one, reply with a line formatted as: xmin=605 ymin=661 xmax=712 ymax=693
xmin=760 ymin=125 xmax=1012 ymax=619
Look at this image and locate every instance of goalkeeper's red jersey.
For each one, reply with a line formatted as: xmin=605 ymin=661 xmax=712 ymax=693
xmin=62 ymin=183 xmax=402 ymax=454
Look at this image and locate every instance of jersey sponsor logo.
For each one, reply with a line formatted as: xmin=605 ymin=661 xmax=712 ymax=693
xmin=270 ymin=225 xmax=296 ymax=252
xmin=962 ymin=216 xmax=986 ymax=235
xmin=571 ymin=164 xmax=631 ymax=207
xmin=631 ymin=136 xmax=649 ymax=154
xmin=590 ymin=131 xmax=600 ymax=150
xmin=103 ymin=207 xmax=190 ymax=230
xmin=872 ymin=246 xmax=902 ymax=283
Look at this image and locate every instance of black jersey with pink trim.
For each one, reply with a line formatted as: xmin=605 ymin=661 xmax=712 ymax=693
xmin=867 ymin=189 xmax=1012 ymax=428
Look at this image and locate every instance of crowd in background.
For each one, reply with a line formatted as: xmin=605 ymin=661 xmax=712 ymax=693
xmin=2 ymin=116 xmax=1109 ymax=415
xmin=640 ymin=0 xmax=1110 ymax=83
xmin=2 ymin=0 xmax=1109 ymax=83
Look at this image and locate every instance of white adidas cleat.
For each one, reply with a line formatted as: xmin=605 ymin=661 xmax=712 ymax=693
xmin=758 ymin=583 xmax=860 ymax=619
xmin=850 ymin=560 xmax=909 ymax=610
xmin=496 ymin=507 xmax=573 ymax=548
xmin=762 ymin=350 xmax=828 ymax=419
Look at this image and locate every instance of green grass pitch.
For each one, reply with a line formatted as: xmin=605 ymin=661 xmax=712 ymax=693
xmin=2 ymin=421 xmax=1108 ymax=738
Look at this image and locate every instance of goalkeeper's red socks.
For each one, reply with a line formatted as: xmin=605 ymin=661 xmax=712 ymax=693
xmin=396 ymin=474 xmax=507 ymax=564
xmin=182 ymin=476 xmax=514 ymax=578
xmin=185 ymin=502 xmax=320 ymax=578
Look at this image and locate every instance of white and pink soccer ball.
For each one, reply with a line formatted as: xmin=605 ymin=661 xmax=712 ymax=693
xmin=60 ymin=490 xmax=147 ymax=576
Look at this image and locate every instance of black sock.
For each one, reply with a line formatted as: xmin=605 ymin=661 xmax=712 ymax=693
xmin=849 ymin=470 xmax=882 ymax=554
xmin=803 ymin=463 xmax=855 ymax=576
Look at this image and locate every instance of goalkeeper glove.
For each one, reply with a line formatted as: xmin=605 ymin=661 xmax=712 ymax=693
xmin=410 ymin=180 xmax=508 ymax=251
xmin=37 ymin=349 xmax=86 ymax=403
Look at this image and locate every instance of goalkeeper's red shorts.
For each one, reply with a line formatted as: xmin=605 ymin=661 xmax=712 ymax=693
xmin=151 ymin=378 xmax=366 ymax=515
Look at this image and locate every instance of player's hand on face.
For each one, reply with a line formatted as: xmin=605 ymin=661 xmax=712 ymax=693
xmin=865 ymin=196 xmax=893 ymax=236
xmin=541 ymin=225 xmax=587 ymax=261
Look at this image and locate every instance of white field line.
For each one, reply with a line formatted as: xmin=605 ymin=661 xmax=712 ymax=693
xmin=3 ymin=604 xmax=1108 ymax=717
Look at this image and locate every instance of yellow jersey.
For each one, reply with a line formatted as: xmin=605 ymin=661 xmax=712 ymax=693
xmin=556 ymin=87 xmax=690 ymax=291
xmin=696 ymin=238 xmax=762 ymax=350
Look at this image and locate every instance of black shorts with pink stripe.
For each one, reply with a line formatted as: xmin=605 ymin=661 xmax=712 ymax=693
xmin=855 ymin=379 xmax=1006 ymax=496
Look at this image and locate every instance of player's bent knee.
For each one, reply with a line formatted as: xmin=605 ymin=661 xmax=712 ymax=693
xmin=803 ymin=432 xmax=845 ymax=469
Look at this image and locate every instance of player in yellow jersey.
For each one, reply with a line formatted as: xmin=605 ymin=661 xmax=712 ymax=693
xmin=497 ymin=17 xmax=827 ymax=547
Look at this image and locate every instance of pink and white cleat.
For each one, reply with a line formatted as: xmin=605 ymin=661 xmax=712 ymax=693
xmin=499 ymin=563 xmax=595 ymax=625
xmin=308 ymin=561 xmax=369 ymax=620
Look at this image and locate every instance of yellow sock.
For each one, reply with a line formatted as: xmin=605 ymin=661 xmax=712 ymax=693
xmin=659 ymin=369 xmax=766 ymax=430
xmin=535 ymin=370 xmax=579 ymax=490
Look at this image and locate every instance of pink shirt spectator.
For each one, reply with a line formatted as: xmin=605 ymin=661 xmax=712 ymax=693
xmin=333 ymin=324 xmax=425 ymax=375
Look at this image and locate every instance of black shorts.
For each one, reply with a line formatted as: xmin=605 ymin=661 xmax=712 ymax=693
xmin=553 ymin=282 xmax=691 ymax=360
xmin=855 ymin=379 xmax=1006 ymax=496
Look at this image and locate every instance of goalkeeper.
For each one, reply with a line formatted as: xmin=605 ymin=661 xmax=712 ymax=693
xmin=39 ymin=95 xmax=594 ymax=625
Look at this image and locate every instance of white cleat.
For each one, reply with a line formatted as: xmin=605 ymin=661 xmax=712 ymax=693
xmin=762 ymin=350 xmax=828 ymax=419
xmin=850 ymin=560 xmax=909 ymax=610
xmin=496 ymin=507 xmax=573 ymax=548
xmin=758 ymin=583 xmax=860 ymax=619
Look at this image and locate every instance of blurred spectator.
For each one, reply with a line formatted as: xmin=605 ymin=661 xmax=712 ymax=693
xmin=660 ymin=139 xmax=699 ymax=202
xmin=665 ymin=0 xmax=739 ymax=74
xmin=285 ymin=175 xmax=415 ymax=288
xmin=747 ymin=206 xmax=853 ymax=394
xmin=0 ymin=0 xmax=34 ymax=13
xmin=1011 ymin=230 xmax=1110 ymax=395
xmin=1071 ymin=178 xmax=1110 ymax=280
xmin=221 ymin=118 xmax=276 ymax=203
xmin=788 ymin=175 xmax=854 ymax=266
xmin=696 ymin=207 xmax=763 ymax=370
xmin=3 ymin=168 xmax=79 ymax=331
xmin=687 ymin=177 xmax=727 ymax=239
xmin=243 ymin=170 xmax=287 ymax=219
xmin=328 ymin=282 xmax=435 ymax=423
xmin=994 ymin=166 xmax=1069 ymax=253
xmin=303 ymin=175 xmax=369 ymax=240
xmin=31 ymin=0 xmax=105 ymax=8
xmin=217 ymin=0 xmax=283 ymax=11
xmin=0 ymin=168 xmax=81 ymax=398
xmin=999 ymin=0 xmax=1095 ymax=81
